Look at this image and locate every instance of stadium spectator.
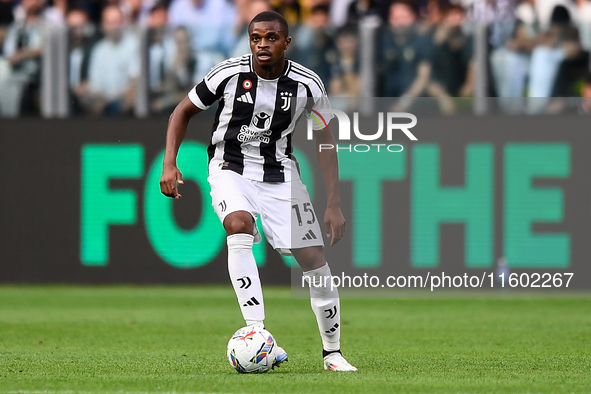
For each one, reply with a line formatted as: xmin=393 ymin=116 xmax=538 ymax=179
xmin=44 ymin=0 xmax=69 ymax=25
xmin=486 ymin=0 xmax=579 ymax=112
xmin=378 ymin=1 xmax=432 ymax=109
xmin=91 ymin=0 xmax=153 ymax=26
xmin=329 ymin=24 xmax=360 ymax=110
xmin=345 ymin=0 xmax=384 ymax=24
xmin=416 ymin=0 xmax=448 ymax=35
xmin=169 ymin=27 xmax=196 ymax=88
xmin=291 ymin=4 xmax=337 ymax=86
xmin=270 ymin=0 xmax=303 ymax=26
xmin=551 ymin=27 xmax=590 ymax=97
xmin=427 ymin=4 xmax=474 ymax=114
xmin=487 ymin=0 xmax=532 ymax=111
xmin=147 ymin=3 xmax=173 ymax=92
xmin=548 ymin=72 xmax=591 ymax=114
xmin=0 ymin=0 xmax=585 ymax=117
xmin=79 ymin=0 xmax=105 ymax=24
xmin=167 ymin=0 xmax=237 ymax=78
xmin=533 ymin=0 xmax=577 ymax=31
xmin=66 ymin=8 xmax=96 ymax=114
xmin=526 ymin=4 xmax=576 ymax=114
xmin=0 ymin=0 xmax=44 ymax=116
xmin=82 ymin=5 xmax=139 ymax=115
xmin=147 ymin=5 xmax=198 ymax=113
xmin=546 ymin=27 xmax=590 ymax=113
xmin=467 ymin=0 xmax=516 ymax=49
xmin=100 ymin=0 xmax=125 ymax=14
xmin=120 ymin=0 xmax=158 ymax=26
xmin=467 ymin=0 xmax=522 ymax=109
xmin=0 ymin=0 xmax=14 ymax=52
xmin=149 ymin=26 xmax=197 ymax=113
xmin=329 ymin=0 xmax=354 ymax=27
xmin=231 ymin=0 xmax=271 ymax=58
xmin=577 ymin=0 xmax=591 ymax=51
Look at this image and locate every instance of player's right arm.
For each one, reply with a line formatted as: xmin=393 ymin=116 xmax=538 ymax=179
xmin=160 ymin=97 xmax=201 ymax=199
xmin=161 ymin=56 xmax=245 ymax=198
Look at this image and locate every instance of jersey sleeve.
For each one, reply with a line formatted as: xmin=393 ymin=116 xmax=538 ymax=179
xmin=310 ymin=96 xmax=334 ymax=131
xmin=309 ymin=83 xmax=334 ymax=131
xmin=187 ymin=58 xmax=237 ymax=110
xmin=188 ymin=79 xmax=218 ymax=110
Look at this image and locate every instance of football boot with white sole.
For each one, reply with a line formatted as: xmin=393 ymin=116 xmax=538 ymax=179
xmin=323 ymin=352 xmax=357 ymax=371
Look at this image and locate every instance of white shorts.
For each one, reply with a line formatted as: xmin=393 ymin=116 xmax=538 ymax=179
xmin=208 ymin=169 xmax=324 ymax=254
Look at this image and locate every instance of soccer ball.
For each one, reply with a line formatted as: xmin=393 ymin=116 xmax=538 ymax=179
xmin=227 ymin=326 xmax=278 ymax=373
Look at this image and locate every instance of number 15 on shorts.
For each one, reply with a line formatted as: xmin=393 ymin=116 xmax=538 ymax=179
xmin=292 ymin=203 xmax=316 ymax=226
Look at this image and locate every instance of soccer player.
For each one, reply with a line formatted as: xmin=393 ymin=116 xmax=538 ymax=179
xmin=159 ymin=11 xmax=356 ymax=372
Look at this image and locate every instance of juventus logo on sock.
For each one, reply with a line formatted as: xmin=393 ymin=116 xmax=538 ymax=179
xmin=237 ymin=276 xmax=252 ymax=289
xmin=324 ymin=306 xmax=337 ymax=319
xmin=325 ymin=323 xmax=339 ymax=334
xmin=243 ymin=297 xmax=260 ymax=307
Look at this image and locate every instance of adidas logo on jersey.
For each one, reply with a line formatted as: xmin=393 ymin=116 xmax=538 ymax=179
xmin=302 ymin=230 xmax=317 ymax=241
xmin=237 ymin=92 xmax=253 ymax=104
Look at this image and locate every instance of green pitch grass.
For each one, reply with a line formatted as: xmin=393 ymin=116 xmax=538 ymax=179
xmin=0 ymin=286 xmax=590 ymax=393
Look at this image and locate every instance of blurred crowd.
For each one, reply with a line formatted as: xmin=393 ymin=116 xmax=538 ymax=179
xmin=0 ymin=0 xmax=590 ymax=117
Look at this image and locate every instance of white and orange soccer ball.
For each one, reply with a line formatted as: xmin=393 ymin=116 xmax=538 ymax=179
xmin=227 ymin=326 xmax=278 ymax=373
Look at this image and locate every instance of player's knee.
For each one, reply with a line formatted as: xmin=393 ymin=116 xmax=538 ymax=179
xmin=224 ymin=215 xmax=253 ymax=235
xmin=292 ymin=246 xmax=325 ymax=271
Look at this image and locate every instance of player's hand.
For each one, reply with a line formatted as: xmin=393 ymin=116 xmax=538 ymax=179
xmin=160 ymin=164 xmax=184 ymax=199
xmin=324 ymin=206 xmax=346 ymax=246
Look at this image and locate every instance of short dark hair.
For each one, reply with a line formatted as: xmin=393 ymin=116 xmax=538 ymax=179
xmin=561 ymin=26 xmax=580 ymax=42
xmin=150 ymin=2 xmax=168 ymax=14
xmin=311 ymin=4 xmax=330 ymax=15
xmin=249 ymin=11 xmax=289 ymax=37
xmin=443 ymin=4 xmax=466 ymax=17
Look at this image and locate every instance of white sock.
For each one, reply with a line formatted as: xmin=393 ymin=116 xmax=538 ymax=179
xmin=303 ymin=263 xmax=340 ymax=351
xmin=227 ymin=234 xmax=265 ymax=325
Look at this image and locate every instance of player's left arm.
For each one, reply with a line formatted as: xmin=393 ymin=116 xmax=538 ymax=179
xmin=314 ymin=125 xmax=345 ymax=246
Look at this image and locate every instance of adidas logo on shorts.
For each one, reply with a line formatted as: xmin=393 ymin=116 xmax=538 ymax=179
xmin=302 ymin=230 xmax=317 ymax=241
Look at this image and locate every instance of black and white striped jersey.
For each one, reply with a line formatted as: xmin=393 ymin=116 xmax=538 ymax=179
xmin=188 ymin=54 xmax=333 ymax=183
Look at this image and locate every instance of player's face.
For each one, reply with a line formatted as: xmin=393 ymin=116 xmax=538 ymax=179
xmin=249 ymin=21 xmax=291 ymax=70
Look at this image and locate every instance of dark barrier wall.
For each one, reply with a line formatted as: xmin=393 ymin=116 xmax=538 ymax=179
xmin=1 ymin=115 xmax=589 ymax=285
xmin=0 ymin=117 xmax=292 ymax=284
xmin=294 ymin=114 xmax=591 ymax=291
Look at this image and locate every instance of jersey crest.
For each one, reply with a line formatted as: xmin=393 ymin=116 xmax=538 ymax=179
xmin=280 ymin=91 xmax=293 ymax=111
